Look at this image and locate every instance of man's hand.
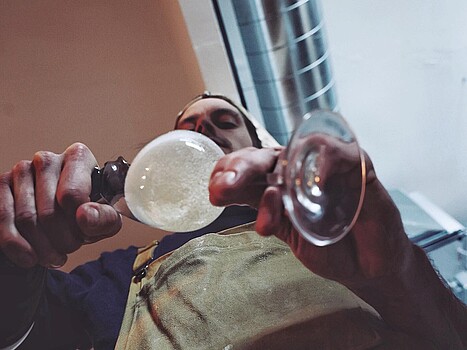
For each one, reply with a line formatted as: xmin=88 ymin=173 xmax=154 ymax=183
xmin=209 ymin=145 xmax=414 ymax=287
xmin=0 ymin=143 xmax=122 ymax=269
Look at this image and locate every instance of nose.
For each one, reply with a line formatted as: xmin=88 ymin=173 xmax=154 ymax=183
xmin=195 ymin=119 xmax=215 ymax=136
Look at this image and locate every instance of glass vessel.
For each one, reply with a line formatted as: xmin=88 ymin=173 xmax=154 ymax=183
xmin=91 ymin=130 xmax=224 ymax=232
xmin=272 ymin=109 xmax=366 ymax=246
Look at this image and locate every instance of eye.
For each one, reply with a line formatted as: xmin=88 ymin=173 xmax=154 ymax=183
xmin=214 ymin=114 xmax=239 ymax=129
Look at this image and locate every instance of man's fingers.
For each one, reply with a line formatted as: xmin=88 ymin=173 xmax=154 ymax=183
xmin=255 ymin=186 xmax=284 ymax=237
xmin=0 ymin=172 xmax=38 ymax=268
xmin=210 ymin=147 xmax=280 ymax=207
xmin=52 ymin=143 xmax=107 ymax=247
xmin=31 ymin=149 xmax=85 ymax=254
xmin=10 ymin=160 xmax=68 ymax=267
xmin=33 ymin=150 xmax=64 ymax=231
xmin=76 ymin=202 xmax=122 ymax=242
xmin=57 ymin=143 xmax=98 ymax=215
xmin=11 ymin=160 xmax=37 ymax=236
xmin=33 ymin=150 xmax=63 ymax=214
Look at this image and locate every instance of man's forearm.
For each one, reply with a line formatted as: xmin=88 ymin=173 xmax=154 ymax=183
xmin=352 ymin=244 xmax=466 ymax=349
xmin=0 ymin=252 xmax=46 ymax=348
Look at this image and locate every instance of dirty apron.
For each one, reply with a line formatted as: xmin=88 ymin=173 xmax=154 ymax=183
xmin=115 ymin=223 xmax=385 ymax=350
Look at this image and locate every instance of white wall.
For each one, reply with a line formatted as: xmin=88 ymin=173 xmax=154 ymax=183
xmin=321 ymin=1 xmax=467 ymax=225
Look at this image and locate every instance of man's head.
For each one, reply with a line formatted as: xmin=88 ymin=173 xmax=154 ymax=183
xmin=174 ymin=92 xmax=262 ymax=154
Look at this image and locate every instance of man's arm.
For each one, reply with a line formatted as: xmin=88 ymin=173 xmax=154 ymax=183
xmin=0 ymin=143 xmax=122 ymax=348
xmin=0 ymin=257 xmax=96 ymax=350
xmin=352 ymin=243 xmax=467 ymax=348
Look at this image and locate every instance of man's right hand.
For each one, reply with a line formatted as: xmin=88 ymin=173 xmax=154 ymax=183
xmin=0 ymin=143 xmax=122 ymax=269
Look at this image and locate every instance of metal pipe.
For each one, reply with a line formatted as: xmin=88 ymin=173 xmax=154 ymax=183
xmin=229 ymin=0 xmax=337 ymax=144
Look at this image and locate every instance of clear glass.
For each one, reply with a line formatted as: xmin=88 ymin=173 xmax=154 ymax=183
xmin=276 ymin=109 xmax=366 ymax=246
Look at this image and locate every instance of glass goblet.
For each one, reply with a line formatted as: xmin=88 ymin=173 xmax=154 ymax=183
xmin=272 ymin=109 xmax=366 ymax=246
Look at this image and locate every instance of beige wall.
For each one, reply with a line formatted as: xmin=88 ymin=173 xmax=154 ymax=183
xmin=0 ymin=0 xmax=205 ymax=271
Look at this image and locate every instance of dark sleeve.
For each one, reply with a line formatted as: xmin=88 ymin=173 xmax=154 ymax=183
xmin=0 ymin=252 xmax=47 ymax=348
xmin=14 ymin=246 xmax=138 ymax=350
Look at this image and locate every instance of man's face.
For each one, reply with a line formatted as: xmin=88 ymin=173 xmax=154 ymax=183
xmin=175 ymin=98 xmax=254 ymax=154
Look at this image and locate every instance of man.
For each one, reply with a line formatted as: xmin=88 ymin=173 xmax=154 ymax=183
xmin=0 ymin=93 xmax=466 ymax=349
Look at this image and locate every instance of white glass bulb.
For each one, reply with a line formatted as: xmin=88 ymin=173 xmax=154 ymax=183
xmin=124 ymin=130 xmax=225 ymax=232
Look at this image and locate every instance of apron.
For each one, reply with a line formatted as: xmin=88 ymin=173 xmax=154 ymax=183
xmin=115 ymin=223 xmax=390 ymax=350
